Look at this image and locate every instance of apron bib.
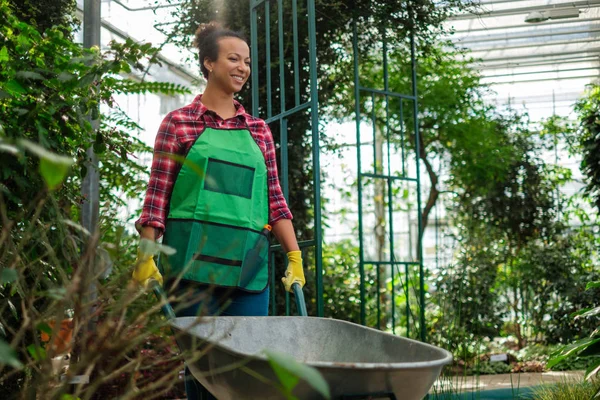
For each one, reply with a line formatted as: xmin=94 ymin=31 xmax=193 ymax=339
xmin=160 ymin=127 xmax=270 ymax=292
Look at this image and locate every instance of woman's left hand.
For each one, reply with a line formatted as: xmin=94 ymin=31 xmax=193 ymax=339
xmin=282 ymin=250 xmax=305 ymax=292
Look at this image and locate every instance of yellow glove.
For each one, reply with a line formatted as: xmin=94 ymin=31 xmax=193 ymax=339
xmin=281 ymin=250 xmax=305 ymax=293
xmin=132 ymin=248 xmax=163 ymax=289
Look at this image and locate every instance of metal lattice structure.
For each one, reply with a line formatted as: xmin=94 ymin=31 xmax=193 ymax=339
xmin=250 ymin=0 xmax=426 ymax=340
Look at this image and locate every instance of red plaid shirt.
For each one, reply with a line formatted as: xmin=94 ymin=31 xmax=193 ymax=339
xmin=136 ymin=94 xmax=292 ymax=237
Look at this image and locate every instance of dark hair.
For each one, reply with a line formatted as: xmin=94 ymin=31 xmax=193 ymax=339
xmin=194 ymin=22 xmax=248 ymax=79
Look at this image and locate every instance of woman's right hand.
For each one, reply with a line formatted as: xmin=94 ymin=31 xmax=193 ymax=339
xmin=132 ymin=248 xmax=163 ymax=288
xmin=133 ymin=227 xmax=163 ymax=288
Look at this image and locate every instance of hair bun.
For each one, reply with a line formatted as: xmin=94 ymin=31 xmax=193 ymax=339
xmin=194 ymin=22 xmax=222 ymax=48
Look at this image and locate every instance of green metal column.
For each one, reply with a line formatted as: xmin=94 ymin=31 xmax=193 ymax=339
xmin=410 ymin=29 xmax=426 ymax=342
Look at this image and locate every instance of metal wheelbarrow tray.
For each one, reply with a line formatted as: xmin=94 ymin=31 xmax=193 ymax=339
xmin=170 ymin=316 xmax=452 ymax=400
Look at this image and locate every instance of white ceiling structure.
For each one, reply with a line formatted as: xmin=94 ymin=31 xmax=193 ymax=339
xmin=446 ymin=0 xmax=600 ymax=120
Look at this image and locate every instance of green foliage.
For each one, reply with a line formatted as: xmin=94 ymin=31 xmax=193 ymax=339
xmin=430 ymin=112 xmax=599 ymax=356
xmin=0 ymin=339 xmax=23 ymax=369
xmin=319 ymin=239 xmax=384 ymax=327
xmin=576 ymin=84 xmax=600 ymax=214
xmin=0 ymin=3 xmax=188 ymax=223
xmin=548 ymin=279 xmax=600 ymax=388
xmin=468 ymin=361 xmax=512 ymax=375
xmin=0 ymin=1 xmax=190 ymax=397
xmin=533 ymin=378 xmax=600 ymax=400
xmin=9 ymin=0 xmax=77 ymax=34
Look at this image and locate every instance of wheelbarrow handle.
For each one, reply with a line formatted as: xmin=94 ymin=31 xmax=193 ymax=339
xmin=292 ymin=283 xmax=308 ymax=317
xmin=149 ymin=279 xmax=177 ymax=320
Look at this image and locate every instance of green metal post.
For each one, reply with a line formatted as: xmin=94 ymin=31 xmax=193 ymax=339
xmin=278 ymin=0 xmax=285 ymax=116
xmin=372 ymin=93 xmax=377 ymax=176
xmin=307 ymin=0 xmax=323 ymax=317
xmin=271 ymin=257 xmax=276 ymax=315
xmin=281 ymin=118 xmax=289 ymax=198
xmin=292 ymin=0 xmax=300 ymax=106
xmin=265 ymin=1 xmax=272 ymax=118
xmin=250 ymin=5 xmax=259 ymax=116
xmin=400 ymin=100 xmax=406 ymax=177
xmin=278 ymin=0 xmax=289 ymax=200
xmin=352 ymin=16 xmax=366 ymax=326
xmin=371 ymin=92 xmax=380 ymax=330
xmin=382 ymin=26 xmax=397 ymax=335
xmin=410 ymin=30 xmax=426 ymax=342
xmin=251 ymin=0 xmax=322 ymax=317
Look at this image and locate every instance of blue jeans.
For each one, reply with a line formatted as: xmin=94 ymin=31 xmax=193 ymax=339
xmin=171 ymin=282 xmax=269 ymax=400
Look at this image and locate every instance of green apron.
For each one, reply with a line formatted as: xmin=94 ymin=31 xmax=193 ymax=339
xmin=160 ymin=127 xmax=270 ymax=292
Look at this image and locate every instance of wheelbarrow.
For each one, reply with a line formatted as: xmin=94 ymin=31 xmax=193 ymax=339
xmin=152 ymin=282 xmax=452 ymax=400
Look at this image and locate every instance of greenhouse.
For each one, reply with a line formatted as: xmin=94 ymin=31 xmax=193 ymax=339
xmin=0 ymin=0 xmax=599 ymax=399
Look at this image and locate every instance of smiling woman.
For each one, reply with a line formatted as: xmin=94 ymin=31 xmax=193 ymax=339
xmin=132 ymin=21 xmax=307 ymax=400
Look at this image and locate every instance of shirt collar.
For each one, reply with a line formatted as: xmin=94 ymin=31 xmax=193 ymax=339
xmin=192 ymin=94 xmax=248 ymax=122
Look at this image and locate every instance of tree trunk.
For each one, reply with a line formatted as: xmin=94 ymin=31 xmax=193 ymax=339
xmin=374 ymin=125 xmax=389 ymax=328
xmin=416 ymin=131 xmax=439 ymax=261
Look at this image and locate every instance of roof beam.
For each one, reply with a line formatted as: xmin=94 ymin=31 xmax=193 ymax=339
xmin=455 ymin=27 xmax=600 ymax=45
xmin=472 ymin=47 xmax=600 ymax=63
xmin=448 ymin=17 xmax=600 ymax=34
xmin=467 ymin=36 xmax=599 ymax=54
xmin=449 ymin=0 xmax=600 ymax=20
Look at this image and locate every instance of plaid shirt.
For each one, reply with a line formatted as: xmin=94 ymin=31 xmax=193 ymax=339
xmin=136 ymin=94 xmax=292 ymax=238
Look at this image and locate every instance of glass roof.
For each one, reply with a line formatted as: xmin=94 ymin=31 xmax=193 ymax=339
xmin=446 ymin=0 xmax=600 ymax=120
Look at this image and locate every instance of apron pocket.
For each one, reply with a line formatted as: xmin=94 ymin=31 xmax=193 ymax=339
xmin=204 ymin=157 xmax=255 ymax=199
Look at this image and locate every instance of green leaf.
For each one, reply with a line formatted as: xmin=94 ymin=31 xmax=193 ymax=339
xmin=585 ymin=358 xmax=600 ymax=381
xmin=15 ymin=71 xmax=45 ymax=81
xmin=586 ymin=281 xmax=600 ymax=290
xmin=57 ymin=72 xmax=76 ymax=82
xmin=19 ymin=140 xmax=74 ymax=190
xmin=7 ymin=300 xmax=17 ymax=320
xmin=547 ymin=338 xmax=600 ymax=368
xmin=579 ymin=306 xmax=600 ymax=319
xmin=0 ymin=143 xmax=19 ymax=156
xmin=265 ymin=349 xmax=330 ymax=399
xmin=139 ymin=238 xmax=176 ymax=256
xmin=36 ymin=322 xmax=52 ymax=336
xmin=0 ymin=339 xmax=22 ymax=369
xmin=0 ymin=46 xmax=8 ymax=62
xmin=4 ymin=80 xmax=26 ymax=95
xmin=46 ymin=287 xmax=67 ymax=300
xmin=77 ymin=73 xmax=95 ymax=88
xmin=0 ymin=268 xmax=18 ymax=284
xmin=60 ymin=395 xmax=81 ymax=400
xmin=93 ymin=132 xmax=105 ymax=154
xmin=26 ymin=344 xmax=47 ymax=362
xmin=269 ymin=359 xmax=300 ymax=396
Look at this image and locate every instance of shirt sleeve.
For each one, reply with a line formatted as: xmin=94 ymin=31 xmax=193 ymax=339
xmin=263 ymin=122 xmax=293 ymax=225
xmin=135 ymin=112 xmax=182 ymax=238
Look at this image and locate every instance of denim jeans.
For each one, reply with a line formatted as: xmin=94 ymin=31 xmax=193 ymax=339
xmin=171 ymin=281 xmax=269 ymax=400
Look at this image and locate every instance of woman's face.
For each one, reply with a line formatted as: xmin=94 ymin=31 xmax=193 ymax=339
xmin=205 ymin=37 xmax=250 ymax=94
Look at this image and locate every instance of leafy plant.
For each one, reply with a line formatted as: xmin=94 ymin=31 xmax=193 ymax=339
xmin=547 ymin=280 xmax=600 ymax=397
xmin=0 ymin=1 xmax=191 ymax=397
xmin=576 ymin=84 xmax=600 ymax=214
xmin=534 ymin=378 xmax=600 ymax=400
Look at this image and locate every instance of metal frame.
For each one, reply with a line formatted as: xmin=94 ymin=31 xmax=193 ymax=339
xmin=250 ymin=1 xmax=425 ymax=340
xmin=352 ymin=16 xmax=426 ymax=339
xmin=250 ymin=0 xmax=324 ymax=317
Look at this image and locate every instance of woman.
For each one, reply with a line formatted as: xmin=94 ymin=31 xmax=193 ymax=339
xmin=132 ymin=22 xmax=306 ymax=399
